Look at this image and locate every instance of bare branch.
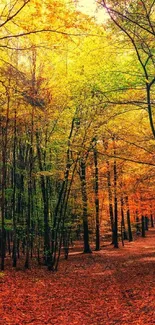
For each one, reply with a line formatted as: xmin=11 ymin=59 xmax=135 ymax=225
xmin=0 ymin=0 xmax=30 ymax=29
xmin=0 ymin=28 xmax=105 ymax=41
xmin=101 ymin=0 xmax=155 ymax=36
xmin=97 ymin=151 xmax=155 ymax=167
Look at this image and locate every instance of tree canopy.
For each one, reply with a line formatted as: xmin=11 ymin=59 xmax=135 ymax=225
xmin=0 ymin=0 xmax=155 ymax=271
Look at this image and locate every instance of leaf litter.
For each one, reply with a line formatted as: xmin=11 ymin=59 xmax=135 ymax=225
xmin=0 ymin=229 xmax=155 ymax=325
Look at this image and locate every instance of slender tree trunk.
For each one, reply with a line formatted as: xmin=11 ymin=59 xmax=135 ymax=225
xmin=55 ymin=160 xmax=78 ymax=271
xmin=1 ymin=145 xmax=6 ymax=270
xmin=113 ymin=139 xmax=118 ymax=248
xmin=93 ymin=141 xmax=100 ymax=251
xmin=12 ymin=109 xmax=17 ymax=267
xmin=145 ymin=216 xmax=149 ymax=231
xmin=25 ymin=108 xmax=34 ymax=269
xmin=1 ymin=85 xmax=10 ymax=270
xmin=49 ymin=118 xmax=76 ymax=270
xmin=25 ymin=49 xmax=37 ymax=268
xmin=7 ymin=231 xmax=11 ymax=255
xmin=150 ymin=214 xmax=154 ymax=227
xmin=121 ymin=220 xmax=124 ymax=246
xmin=106 ymin=160 xmax=114 ymax=244
xmin=25 ymin=171 xmax=31 ymax=268
xmin=126 ymin=196 xmax=133 ymax=242
xmin=120 ymin=197 xmax=128 ymax=240
xmin=103 ymin=139 xmax=114 ymax=243
xmin=141 ymin=215 xmax=145 ymax=237
xmin=80 ymin=160 xmax=92 ymax=253
xmin=36 ymin=131 xmax=50 ymax=265
xmin=136 ymin=210 xmax=141 ymax=234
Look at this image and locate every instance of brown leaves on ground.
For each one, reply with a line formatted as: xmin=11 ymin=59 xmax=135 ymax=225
xmin=0 ymin=229 xmax=155 ymax=325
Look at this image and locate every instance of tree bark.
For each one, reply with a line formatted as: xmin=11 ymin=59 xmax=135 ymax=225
xmin=12 ymin=109 xmax=17 ymax=267
xmin=93 ymin=141 xmax=100 ymax=251
xmin=141 ymin=215 xmax=145 ymax=238
xmin=150 ymin=214 xmax=154 ymax=228
xmin=80 ymin=160 xmax=92 ymax=253
xmin=25 ymin=108 xmax=34 ymax=269
xmin=36 ymin=131 xmax=50 ymax=266
xmin=113 ymin=138 xmax=118 ymax=248
xmin=120 ymin=197 xmax=128 ymax=240
xmin=126 ymin=196 xmax=133 ymax=242
xmin=103 ymin=140 xmax=114 ymax=243
xmin=1 ymin=84 xmax=10 ymax=270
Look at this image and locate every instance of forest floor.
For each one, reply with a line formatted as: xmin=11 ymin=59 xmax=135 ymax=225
xmin=0 ymin=229 xmax=155 ymax=325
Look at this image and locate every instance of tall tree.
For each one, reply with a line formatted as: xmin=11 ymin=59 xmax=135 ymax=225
xmin=93 ymin=138 xmax=100 ymax=251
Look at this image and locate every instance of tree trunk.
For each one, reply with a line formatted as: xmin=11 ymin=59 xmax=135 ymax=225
xmin=141 ymin=215 xmax=145 ymax=238
xmin=36 ymin=131 xmax=50 ymax=266
xmin=1 ymin=84 xmax=10 ymax=270
xmin=150 ymin=214 xmax=154 ymax=228
xmin=120 ymin=197 xmax=128 ymax=240
xmin=12 ymin=109 xmax=17 ymax=267
xmin=103 ymin=140 xmax=114 ymax=244
xmin=25 ymin=109 xmax=34 ymax=269
xmin=126 ymin=196 xmax=133 ymax=242
xmin=25 ymin=176 xmax=31 ymax=269
xmin=80 ymin=160 xmax=92 ymax=253
xmin=93 ymin=141 xmax=100 ymax=251
xmin=113 ymin=139 xmax=118 ymax=248
xmin=136 ymin=210 xmax=141 ymax=235
xmin=51 ymin=117 xmax=76 ymax=270
xmin=145 ymin=216 xmax=149 ymax=231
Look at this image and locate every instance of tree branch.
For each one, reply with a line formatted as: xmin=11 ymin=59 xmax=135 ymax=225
xmin=0 ymin=0 xmax=30 ymax=29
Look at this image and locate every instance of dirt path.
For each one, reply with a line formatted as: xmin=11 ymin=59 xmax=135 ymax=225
xmin=0 ymin=229 xmax=155 ymax=325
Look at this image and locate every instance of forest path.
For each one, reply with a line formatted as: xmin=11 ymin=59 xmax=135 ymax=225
xmin=0 ymin=229 xmax=155 ymax=325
